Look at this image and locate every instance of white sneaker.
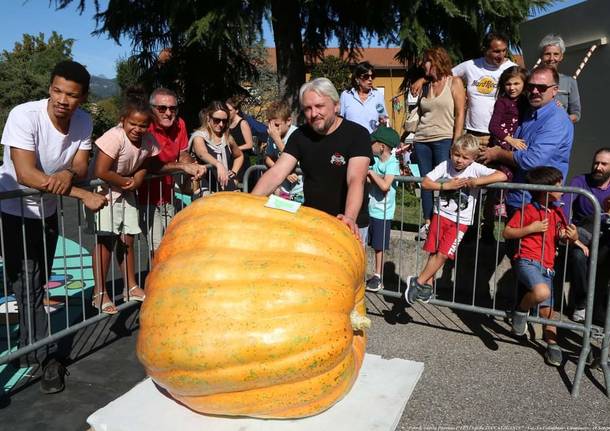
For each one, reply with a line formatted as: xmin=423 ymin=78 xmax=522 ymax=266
xmin=572 ymin=308 xmax=586 ymax=323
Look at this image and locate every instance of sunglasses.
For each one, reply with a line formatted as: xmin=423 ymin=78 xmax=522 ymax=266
xmin=526 ymin=83 xmax=557 ymax=93
xmin=152 ymin=104 xmax=178 ymax=113
xmin=360 ymin=73 xmax=375 ymax=80
xmin=211 ymin=117 xmax=228 ymax=125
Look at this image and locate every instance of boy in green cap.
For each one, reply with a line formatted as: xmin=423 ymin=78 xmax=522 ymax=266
xmin=366 ymin=126 xmax=401 ymax=292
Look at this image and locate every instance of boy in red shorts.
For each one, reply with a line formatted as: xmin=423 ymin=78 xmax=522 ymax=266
xmin=503 ymin=166 xmax=581 ymax=366
xmin=405 ymin=134 xmax=507 ymax=304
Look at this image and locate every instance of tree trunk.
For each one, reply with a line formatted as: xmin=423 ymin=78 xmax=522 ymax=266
xmin=270 ymin=0 xmax=305 ymax=114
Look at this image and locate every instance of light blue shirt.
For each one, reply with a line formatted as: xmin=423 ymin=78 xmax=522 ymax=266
xmin=506 ymin=101 xmax=574 ymax=209
xmin=368 ymin=154 xmax=401 ymax=220
xmin=339 ymin=88 xmax=388 ymax=133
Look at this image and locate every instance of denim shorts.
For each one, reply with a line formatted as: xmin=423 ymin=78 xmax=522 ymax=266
xmin=513 ymin=258 xmax=555 ymax=307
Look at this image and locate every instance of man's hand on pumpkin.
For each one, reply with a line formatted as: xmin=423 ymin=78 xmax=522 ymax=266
xmin=337 ymin=214 xmax=360 ymax=240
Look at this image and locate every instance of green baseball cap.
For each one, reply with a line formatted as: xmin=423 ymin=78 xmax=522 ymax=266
xmin=370 ymin=126 xmax=400 ymax=149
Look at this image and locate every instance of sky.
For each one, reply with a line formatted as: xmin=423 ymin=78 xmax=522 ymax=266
xmin=0 ymin=0 xmax=588 ymax=79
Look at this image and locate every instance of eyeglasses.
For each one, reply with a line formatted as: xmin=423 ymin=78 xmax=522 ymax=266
xmin=360 ymin=73 xmax=375 ymax=80
xmin=526 ymin=83 xmax=557 ymax=93
xmin=211 ymin=117 xmax=228 ymax=125
xmin=152 ymin=104 xmax=178 ymax=113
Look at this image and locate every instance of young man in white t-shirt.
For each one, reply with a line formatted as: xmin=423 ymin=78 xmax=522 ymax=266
xmin=0 ymin=61 xmax=107 ymax=393
xmin=405 ymin=135 xmax=507 ymax=305
xmin=451 ymin=32 xmax=517 ymax=138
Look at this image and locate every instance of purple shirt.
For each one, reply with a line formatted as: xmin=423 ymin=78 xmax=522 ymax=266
xmin=561 ymin=174 xmax=610 ymax=224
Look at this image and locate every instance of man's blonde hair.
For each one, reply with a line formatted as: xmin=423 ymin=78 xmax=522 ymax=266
xmin=452 ymin=133 xmax=480 ymax=155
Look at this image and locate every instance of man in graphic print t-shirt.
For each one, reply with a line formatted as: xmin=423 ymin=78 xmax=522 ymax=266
xmin=252 ymin=78 xmax=373 ymax=240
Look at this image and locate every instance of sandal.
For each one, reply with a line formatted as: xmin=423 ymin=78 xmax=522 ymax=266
xmin=123 ymin=285 xmax=145 ymax=303
xmin=91 ymin=292 xmax=118 ymax=315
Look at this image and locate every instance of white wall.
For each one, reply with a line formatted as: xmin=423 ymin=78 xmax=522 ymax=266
xmin=520 ymin=0 xmax=610 ymax=178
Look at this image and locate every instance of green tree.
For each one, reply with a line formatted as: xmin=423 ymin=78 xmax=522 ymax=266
xmin=310 ymin=56 xmax=351 ymax=93
xmin=54 ymin=0 xmax=554 ymax=118
xmin=0 ymin=32 xmax=73 ymax=131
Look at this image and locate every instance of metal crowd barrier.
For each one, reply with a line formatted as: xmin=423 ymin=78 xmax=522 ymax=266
xmin=0 ymin=169 xmax=221 ymax=368
xmin=365 ymin=176 xmax=606 ymax=398
xmin=2 ymin=165 xmax=609 ymax=400
xmin=245 ymin=167 xmax=610 ymax=397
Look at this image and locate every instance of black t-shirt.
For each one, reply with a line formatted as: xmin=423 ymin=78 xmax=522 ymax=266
xmin=284 ymin=119 xmax=373 ymax=226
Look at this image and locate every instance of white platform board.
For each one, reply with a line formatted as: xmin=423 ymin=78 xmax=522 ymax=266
xmin=87 ymin=354 xmax=424 ymax=431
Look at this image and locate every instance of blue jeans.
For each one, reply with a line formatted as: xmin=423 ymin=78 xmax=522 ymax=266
xmin=414 ymin=139 xmax=452 ymax=220
xmin=513 ymin=258 xmax=555 ymax=308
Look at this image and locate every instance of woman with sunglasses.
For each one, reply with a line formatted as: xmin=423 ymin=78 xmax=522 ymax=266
xmin=339 ymin=61 xmax=388 ymax=133
xmin=189 ymin=101 xmax=244 ymax=192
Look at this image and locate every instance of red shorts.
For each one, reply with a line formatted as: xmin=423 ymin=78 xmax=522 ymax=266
xmin=423 ymin=214 xmax=469 ymax=260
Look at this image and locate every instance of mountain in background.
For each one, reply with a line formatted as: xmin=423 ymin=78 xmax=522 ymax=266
xmin=90 ymin=75 xmax=119 ymax=100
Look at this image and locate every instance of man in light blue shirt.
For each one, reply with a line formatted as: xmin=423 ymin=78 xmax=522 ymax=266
xmin=339 ymin=61 xmax=388 ymax=133
xmin=480 ymin=65 xmax=574 ymax=210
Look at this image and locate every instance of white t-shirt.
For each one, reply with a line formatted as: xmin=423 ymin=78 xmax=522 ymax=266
xmin=0 ymin=99 xmax=92 ymax=218
xmin=452 ymin=58 xmax=517 ymax=133
xmin=426 ymin=160 xmax=496 ymax=225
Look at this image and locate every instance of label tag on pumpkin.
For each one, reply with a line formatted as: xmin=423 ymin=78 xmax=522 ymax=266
xmin=265 ymin=195 xmax=301 ymax=213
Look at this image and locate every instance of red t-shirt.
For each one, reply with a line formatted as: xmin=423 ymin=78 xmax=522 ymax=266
xmin=507 ymin=202 xmax=568 ymax=270
xmin=138 ymin=118 xmax=188 ymax=205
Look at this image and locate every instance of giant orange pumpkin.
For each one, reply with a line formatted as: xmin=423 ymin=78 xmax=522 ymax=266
xmin=137 ymin=192 xmax=369 ymax=418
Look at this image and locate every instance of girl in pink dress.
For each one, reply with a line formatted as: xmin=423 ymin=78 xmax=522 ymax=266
xmin=90 ymin=90 xmax=159 ymax=314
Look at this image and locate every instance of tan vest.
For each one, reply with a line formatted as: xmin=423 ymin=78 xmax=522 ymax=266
xmin=414 ymin=77 xmax=455 ymax=143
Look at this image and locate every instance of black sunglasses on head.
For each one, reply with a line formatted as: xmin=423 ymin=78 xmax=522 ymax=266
xmin=152 ymin=104 xmax=178 ymax=113
xmin=526 ymin=83 xmax=557 ymax=93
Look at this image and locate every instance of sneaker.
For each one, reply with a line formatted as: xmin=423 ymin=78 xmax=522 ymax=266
xmin=512 ymin=310 xmax=529 ymax=336
xmin=415 ymin=224 xmax=429 ymax=241
xmin=405 ymin=277 xmax=434 ymax=305
xmin=404 ymin=276 xmax=419 ymax=305
xmin=572 ymin=308 xmax=586 ymax=323
xmin=366 ymin=275 xmax=383 ymax=292
xmin=545 ymin=343 xmax=563 ymax=367
xmin=40 ymin=359 xmax=69 ymax=394
xmin=415 ymin=283 xmax=433 ymax=303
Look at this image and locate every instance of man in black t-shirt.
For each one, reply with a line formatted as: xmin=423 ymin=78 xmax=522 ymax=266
xmin=252 ymin=78 xmax=372 ymax=238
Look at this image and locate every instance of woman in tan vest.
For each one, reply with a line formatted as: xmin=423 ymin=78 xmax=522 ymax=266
xmin=413 ymin=47 xmax=465 ymax=240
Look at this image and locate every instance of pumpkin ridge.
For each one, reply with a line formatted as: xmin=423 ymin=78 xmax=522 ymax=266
xmin=152 ymin=247 xmax=362 ymax=281
xmin=155 ymin=227 xmax=363 ymax=275
xmin=145 ymin=334 xmax=356 ymax=397
xmin=170 ymin=341 xmax=361 ymax=418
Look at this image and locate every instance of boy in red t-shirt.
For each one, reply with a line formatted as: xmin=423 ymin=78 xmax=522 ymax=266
xmin=503 ymin=166 xmax=582 ymax=367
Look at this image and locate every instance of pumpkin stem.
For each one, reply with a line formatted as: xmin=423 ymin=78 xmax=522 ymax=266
xmin=350 ymin=310 xmax=371 ymax=331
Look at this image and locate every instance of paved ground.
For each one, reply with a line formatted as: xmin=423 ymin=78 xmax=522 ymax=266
xmin=1 ymin=291 xmax=609 ymax=430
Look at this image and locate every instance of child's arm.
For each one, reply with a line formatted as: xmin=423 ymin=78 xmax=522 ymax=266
xmin=422 ymin=176 xmax=468 ymax=191
xmin=94 ymin=150 xmax=132 ymax=189
xmin=368 ymin=170 xmax=395 ymax=193
xmin=121 ymin=167 xmax=148 ymax=191
xmin=464 ymin=170 xmax=507 ymax=188
xmin=503 ymin=219 xmax=548 ymax=240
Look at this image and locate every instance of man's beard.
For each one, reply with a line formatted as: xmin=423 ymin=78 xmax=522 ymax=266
xmin=310 ymin=115 xmax=335 ymax=134
xmin=591 ymin=170 xmax=610 ymax=185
